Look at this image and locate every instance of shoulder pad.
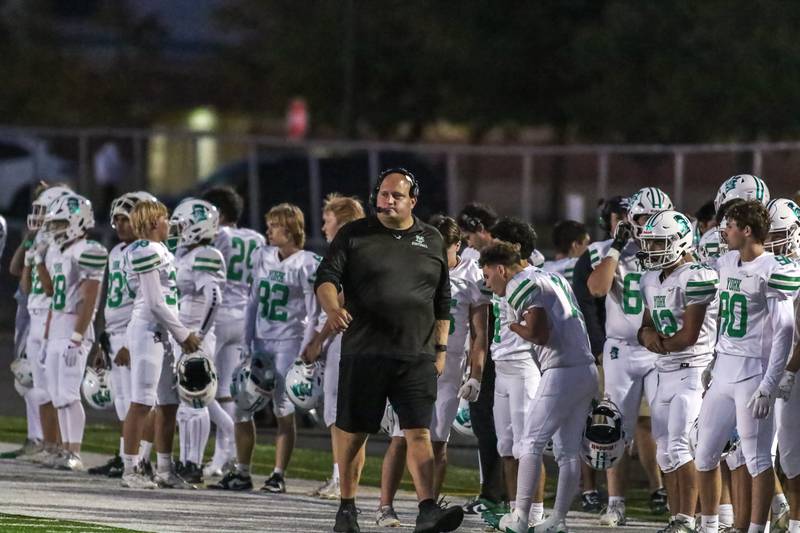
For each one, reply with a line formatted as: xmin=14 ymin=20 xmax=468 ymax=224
xmin=129 ymin=240 xmax=163 ymax=273
xmin=192 ymin=247 xmax=225 ymax=273
xmin=77 ymin=240 xmax=108 ymax=270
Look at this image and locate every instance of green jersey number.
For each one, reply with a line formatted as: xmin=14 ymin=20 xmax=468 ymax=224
xmin=106 ymin=271 xmax=126 ymax=308
xmin=31 ymin=269 xmax=44 ymax=295
xmin=165 ymin=270 xmax=178 ymax=306
xmin=719 ymin=291 xmax=747 ymax=338
xmin=622 ymin=273 xmax=643 ymax=315
xmin=651 ymin=309 xmax=678 ymax=337
xmin=228 ymin=237 xmax=259 ymax=283
xmin=492 ymin=300 xmax=501 ymax=343
xmin=258 ymin=280 xmax=290 ymax=322
xmin=448 ymin=298 xmax=458 ymax=334
xmin=549 ymin=274 xmax=582 ymax=319
xmin=52 ymin=274 xmax=66 ymax=310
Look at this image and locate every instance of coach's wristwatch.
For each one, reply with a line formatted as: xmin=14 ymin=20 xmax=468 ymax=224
xmin=434 ymin=344 xmax=448 ymax=353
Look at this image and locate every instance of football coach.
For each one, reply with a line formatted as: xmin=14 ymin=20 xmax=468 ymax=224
xmin=315 ymin=168 xmax=464 ymax=533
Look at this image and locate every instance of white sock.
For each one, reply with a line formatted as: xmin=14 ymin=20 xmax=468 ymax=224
xmin=719 ymin=504 xmax=734 ymax=527
xmin=23 ymin=391 xmax=43 ymax=440
xmin=273 ymin=467 xmax=284 ymax=476
xmin=676 ymin=513 xmax=695 ymax=529
xmin=157 ymin=452 xmax=172 ymax=473
xmin=122 ymin=453 xmax=138 ymax=474
xmin=608 ymin=496 xmax=625 ymax=507
xmin=208 ymin=400 xmax=234 ymax=464
xmin=700 ymin=514 xmax=719 ymax=533
xmin=59 ymin=401 xmax=85 ymax=444
xmin=118 ymin=437 xmax=124 ymax=456
xmin=747 ymin=523 xmax=765 ymax=533
xmin=789 ymin=519 xmax=800 ymax=533
xmin=552 ymin=456 xmax=580 ymax=519
xmin=189 ymin=407 xmax=210 ymax=465
xmin=138 ymin=440 xmax=153 ymax=463
xmin=530 ymin=502 xmax=544 ymax=523
xmin=236 ymin=462 xmax=251 ymax=475
xmin=513 ymin=452 xmax=543 ymax=523
xmin=332 ymin=463 xmax=340 ymax=483
xmin=176 ymin=404 xmax=191 ymax=463
xmin=219 ymin=400 xmax=237 ymax=458
xmin=772 ymin=493 xmax=789 ymax=515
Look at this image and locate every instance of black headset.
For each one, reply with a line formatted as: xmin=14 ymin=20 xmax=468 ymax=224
xmin=370 ymin=167 xmax=420 ymax=208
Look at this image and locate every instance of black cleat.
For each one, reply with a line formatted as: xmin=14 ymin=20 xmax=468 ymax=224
xmin=334 ymin=504 xmax=361 ymax=533
xmin=88 ymin=454 xmax=124 ymax=478
xmin=650 ymin=487 xmax=669 ymax=514
xmin=181 ymin=461 xmax=203 ymax=484
xmin=581 ymin=490 xmax=603 ymax=513
xmin=207 ymin=470 xmax=253 ymax=491
xmin=260 ymin=472 xmax=286 ymax=493
xmin=415 ymin=502 xmax=464 ymax=533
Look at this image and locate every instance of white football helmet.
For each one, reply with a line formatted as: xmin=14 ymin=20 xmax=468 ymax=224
xmin=765 ymin=198 xmax=800 ymax=257
xmin=451 ymin=398 xmax=476 ymax=439
xmin=230 ymin=364 xmax=268 ymax=415
xmin=697 ymin=228 xmax=726 ymax=264
xmin=250 ymin=349 xmax=277 ymax=395
xmin=285 ymin=360 xmax=324 ymax=411
xmin=110 ymin=191 xmax=157 ymax=227
xmin=82 ymin=367 xmax=114 ymax=410
xmin=714 ymin=174 xmax=770 ymax=213
xmin=28 ymin=185 xmax=71 ymax=230
xmin=43 ymin=194 xmax=95 ymax=245
xmin=627 ymin=187 xmax=674 ymax=239
xmin=176 ymin=350 xmax=218 ymax=408
xmin=688 ymin=418 xmax=740 ymax=459
xmin=638 ymin=210 xmax=694 ymax=270
xmin=11 ymin=357 xmax=33 ymax=388
xmin=14 ymin=378 xmax=29 ymax=398
xmin=582 ymin=399 xmax=626 ymax=471
xmin=170 ymin=198 xmax=220 ymax=246
xmin=380 ymin=402 xmax=397 ymax=435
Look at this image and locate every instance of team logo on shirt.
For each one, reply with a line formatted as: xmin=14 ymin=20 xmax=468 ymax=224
xmin=609 ymin=346 xmax=619 ymax=359
xmin=727 ymin=278 xmax=742 ymax=291
xmin=654 ymin=295 xmax=666 ymax=308
xmin=268 ymin=270 xmax=285 ymax=282
xmin=411 ymin=235 xmax=428 ymax=249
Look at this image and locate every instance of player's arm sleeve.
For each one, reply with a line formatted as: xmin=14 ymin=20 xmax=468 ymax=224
xmin=761 ymin=297 xmax=794 ymax=395
xmin=138 ymin=269 xmax=191 ymax=343
xmin=198 ymin=283 xmax=222 ymax=338
xmin=301 ymin=256 xmax=323 ymax=350
xmin=572 ymin=249 xmax=606 ymax=355
xmin=507 ymin=277 xmax=541 ymax=321
xmin=684 ymin=269 xmax=719 ymax=306
xmin=433 ymin=243 xmax=451 ymax=321
xmin=244 ymin=284 xmax=258 ymax=350
xmin=314 ymin=228 xmax=348 ymax=293
xmin=77 ymin=242 xmax=109 ymax=281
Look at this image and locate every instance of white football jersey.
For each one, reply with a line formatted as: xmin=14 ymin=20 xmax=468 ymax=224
xmin=27 ymin=264 xmax=51 ymax=311
xmin=45 ymin=238 xmax=107 ymax=317
xmin=447 ymin=257 xmax=491 ymax=354
xmin=640 ymin=262 xmax=718 ymax=371
xmin=507 ymin=267 xmax=594 ymax=371
xmin=529 ymin=249 xmax=546 ymax=267
xmin=491 ymin=267 xmax=536 ymax=362
xmin=591 ymin=239 xmax=645 ymax=343
xmin=697 ymin=228 xmax=723 ymax=270
xmin=461 ymin=246 xmax=480 ymax=262
xmin=104 ymin=242 xmax=136 ymax=334
xmin=175 ymin=245 xmax=226 ymax=330
xmin=215 ymin=226 xmax=266 ymax=311
xmin=125 ymin=240 xmax=179 ymax=324
xmin=542 ymin=257 xmax=578 ymax=284
xmin=251 ymin=247 xmax=321 ymax=341
xmin=716 ymin=251 xmax=800 ymax=359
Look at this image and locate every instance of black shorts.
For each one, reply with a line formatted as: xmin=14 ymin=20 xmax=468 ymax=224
xmin=336 ymin=355 xmax=437 ymax=434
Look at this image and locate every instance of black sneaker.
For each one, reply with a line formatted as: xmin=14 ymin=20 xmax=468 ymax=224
xmin=139 ymin=459 xmax=154 ymax=480
xmin=414 ymin=502 xmax=464 ymax=533
xmin=174 ymin=460 xmax=185 ymax=477
xmin=181 ymin=461 xmax=203 ymax=484
xmin=650 ymin=487 xmax=669 ymax=514
xmin=581 ymin=490 xmax=603 ymax=513
xmin=260 ymin=472 xmax=286 ymax=493
xmin=208 ymin=470 xmax=253 ymax=491
xmin=88 ymin=454 xmax=123 ymax=477
xmin=463 ymin=496 xmax=501 ymax=515
xmin=334 ymin=504 xmax=361 ymax=533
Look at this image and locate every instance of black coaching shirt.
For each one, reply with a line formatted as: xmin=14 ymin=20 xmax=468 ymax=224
xmin=314 ymin=215 xmax=451 ymax=361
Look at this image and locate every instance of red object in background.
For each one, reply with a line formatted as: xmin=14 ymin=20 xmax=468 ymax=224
xmin=286 ymin=98 xmax=308 ymax=140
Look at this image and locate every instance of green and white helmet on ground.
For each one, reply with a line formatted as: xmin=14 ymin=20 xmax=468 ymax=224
xmin=638 ymin=210 xmax=694 ymax=270
xmin=82 ymin=367 xmax=114 ymax=410
xmin=765 ymin=198 xmax=800 ymax=257
xmin=43 ymin=194 xmax=95 ymax=245
xmin=28 ymin=185 xmax=71 ymax=230
xmin=714 ymin=174 xmax=769 ymax=213
xmin=627 ymin=187 xmax=674 ymax=239
xmin=285 ymin=360 xmax=323 ymax=411
xmin=110 ymin=191 xmax=157 ymax=227
xmin=170 ymin=198 xmax=220 ymax=246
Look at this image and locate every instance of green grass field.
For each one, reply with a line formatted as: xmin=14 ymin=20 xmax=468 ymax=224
xmin=0 ymin=513 xmax=146 ymax=532
xmin=0 ymin=415 xmax=664 ymax=522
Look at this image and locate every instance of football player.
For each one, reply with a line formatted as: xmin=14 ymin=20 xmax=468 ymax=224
xmin=587 ymin=187 xmax=672 ymax=525
xmin=89 ymin=191 xmax=158 ymax=478
xmin=41 ymin=193 xmax=107 ymax=470
xmin=542 ymin=220 xmax=591 ymax=284
xmin=200 ymin=186 xmax=265 ymax=480
xmin=171 ymin=198 xmax=226 ymax=486
xmin=694 ymin=200 xmax=797 ymax=533
xmin=637 ymin=210 xmax=718 ymax=532
xmin=482 ymin=241 xmax=598 ymax=533
xmin=120 ymin=199 xmax=201 ymax=489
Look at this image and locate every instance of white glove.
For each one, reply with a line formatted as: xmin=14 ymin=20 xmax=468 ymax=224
xmin=63 ymin=343 xmax=81 ymax=367
xmin=24 ymin=248 xmax=37 ymax=267
xmin=746 ymin=386 xmax=773 ymax=419
xmin=701 ymin=361 xmax=714 ymax=391
xmin=458 ymin=377 xmax=481 ymax=402
xmin=776 ymin=370 xmax=796 ymax=401
xmin=32 ymin=231 xmax=49 ymax=255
